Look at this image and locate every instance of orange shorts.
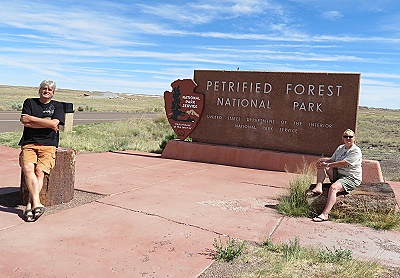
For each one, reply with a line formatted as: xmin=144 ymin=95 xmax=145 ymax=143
xmin=19 ymin=144 xmax=56 ymax=174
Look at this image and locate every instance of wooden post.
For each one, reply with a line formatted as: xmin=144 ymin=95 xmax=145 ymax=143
xmin=20 ymin=147 xmax=76 ymax=206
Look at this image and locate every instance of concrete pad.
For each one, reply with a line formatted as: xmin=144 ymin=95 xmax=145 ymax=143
xmin=270 ymin=216 xmax=400 ymax=267
xmin=0 ymin=206 xmax=23 ymax=230
xmin=196 ymin=164 xmax=294 ymax=187
xmin=0 ymin=145 xmax=20 ymax=194
xmin=0 ymin=145 xmax=19 ymax=159
xmin=0 ymin=146 xmax=24 ymax=229
xmin=0 ymin=202 xmax=215 ymax=277
xmin=74 ymin=152 xmax=221 ymax=195
xmin=99 ymin=171 xmax=288 ymax=243
xmin=1 ymin=145 xmax=400 ymax=276
xmin=75 ymin=167 xmax=174 ymax=195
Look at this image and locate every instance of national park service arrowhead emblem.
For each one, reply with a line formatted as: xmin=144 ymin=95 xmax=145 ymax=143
xmin=164 ymin=79 xmax=204 ymax=140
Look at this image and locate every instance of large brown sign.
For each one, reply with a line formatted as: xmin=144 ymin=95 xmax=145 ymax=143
xmin=190 ymin=70 xmax=360 ymax=156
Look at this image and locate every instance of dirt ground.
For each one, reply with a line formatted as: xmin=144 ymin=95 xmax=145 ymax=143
xmin=379 ymin=155 xmax=400 ymax=181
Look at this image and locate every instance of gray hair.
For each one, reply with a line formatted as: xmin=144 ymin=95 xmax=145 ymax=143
xmin=39 ymin=80 xmax=56 ymax=91
xmin=343 ymin=129 xmax=355 ymax=135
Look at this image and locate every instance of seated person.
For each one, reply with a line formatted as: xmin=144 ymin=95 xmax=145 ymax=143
xmin=308 ymin=129 xmax=362 ymax=222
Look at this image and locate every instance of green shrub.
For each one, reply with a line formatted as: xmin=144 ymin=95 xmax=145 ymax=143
xmin=317 ymin=246 xmax=353 ymax=264
xmin=77 ymin=106 xmax=94 ymax=112
xmin=213 ymin=236 xmax=245 ymax=262
xmin=277 ymin=162 xmax=315 ymax=217
xmin=11 ymin=102 xmax=22 ymax=111
xmin=281 ymin=237 xmax=303 ymax=261
xmin=157 ymin=132 xmax=177 ymax=153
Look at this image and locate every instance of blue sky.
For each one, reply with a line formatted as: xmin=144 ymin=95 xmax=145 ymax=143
xmin=0 ymin=0 xmax=399 ymax=109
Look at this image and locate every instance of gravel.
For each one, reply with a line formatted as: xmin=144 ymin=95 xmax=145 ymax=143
xmin=0 ymin=189 xmax=105 ymax=216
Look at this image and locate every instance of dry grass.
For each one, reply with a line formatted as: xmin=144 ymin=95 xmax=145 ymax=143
xmin=357 ymin=107 xmax=400 ymax=181
xmin=0 ymin=85 xmax=164 ymax=113
xmin=59 ymin=116 xmax=173 ymax=153
xmin=199 ymin=239 xmax=397 ymax=278
xmin=0 ymin=117 xmax=174 ymax=154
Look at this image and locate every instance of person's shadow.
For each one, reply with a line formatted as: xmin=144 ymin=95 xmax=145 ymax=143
xmin=0 ymin=188 xmax=24 ymax=219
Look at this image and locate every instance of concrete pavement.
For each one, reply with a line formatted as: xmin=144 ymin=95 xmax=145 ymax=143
xmin=0 ymin=145 xmax=399 ymax=277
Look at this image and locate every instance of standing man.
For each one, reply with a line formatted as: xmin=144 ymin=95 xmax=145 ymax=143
xmin=19 ymin=80 xmax=65 ymax=222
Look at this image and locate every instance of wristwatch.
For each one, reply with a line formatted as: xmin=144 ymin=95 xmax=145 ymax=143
xmin=326 ymin=163 xmax=330 ymax=167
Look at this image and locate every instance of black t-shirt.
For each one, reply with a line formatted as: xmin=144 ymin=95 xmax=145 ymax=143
xmin=18 ymin=98 xmax=65 ymax=147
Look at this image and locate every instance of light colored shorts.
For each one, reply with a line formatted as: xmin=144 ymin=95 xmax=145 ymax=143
xmin=330 ymin=168 xmax=361 ymax=193
xmin=19 ymin=144 xmax=56 ymax=174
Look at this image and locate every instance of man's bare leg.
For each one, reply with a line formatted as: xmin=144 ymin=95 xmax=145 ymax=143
xmin=312 ymin=167 xmax=334 ymax=194
xmin=313 ymin=182 xmax=345 ymax=221
xmin=312 ymin=168 xmax=326 ymax=194
xmin=22 ymin=163 xmax=45 ymax=210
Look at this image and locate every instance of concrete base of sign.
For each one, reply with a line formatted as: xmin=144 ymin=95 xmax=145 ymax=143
xmin=161 ymin=140 xmax=384 ymax=183
xmin=361 ymin=159 xmax=384 ymax=184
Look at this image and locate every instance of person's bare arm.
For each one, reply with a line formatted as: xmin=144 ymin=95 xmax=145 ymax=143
xmin=317 ymin=159 xmax=349 ymax=169
xmin=20 ymin=114 xmax=60 ymax=131
xmin=325 ymin=160 xmax=350 ymax=168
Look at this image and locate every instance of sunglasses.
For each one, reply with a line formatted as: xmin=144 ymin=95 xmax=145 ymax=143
xmin=343 ymin=135 xmax=354 ymax=139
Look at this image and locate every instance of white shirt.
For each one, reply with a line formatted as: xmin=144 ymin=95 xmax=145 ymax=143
xmin=331 ymin=144 xmax=362 ymax=181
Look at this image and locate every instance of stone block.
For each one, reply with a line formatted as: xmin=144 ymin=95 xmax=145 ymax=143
xmin=191 ymin=70 xmax=360 ymax=156
xmin=362 ymin=159 xmax=384 ymax=183
xmin=308 ymin=182 xmax=398 ymax=215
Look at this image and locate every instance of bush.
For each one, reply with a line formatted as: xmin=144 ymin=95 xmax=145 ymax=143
xmin=213 ymin=236 xmax=245 ymax=262
xmin=11 ymin=102 xmax=22 ymax=111
xmin=157 ymin=132 xmax=177 ymax=153
xmin=277 ymin=162 xmax=315 ymax=217
xmin=317 ymin=246 xmax=353 ymax=264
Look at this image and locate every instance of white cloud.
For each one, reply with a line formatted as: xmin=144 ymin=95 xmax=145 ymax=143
xmin=362 ymin=73 xmax=400 ymax=82
xmin=359 ymin=85 xmax=400 ymax=109
xmin=322 ymin=11 xmax=343 ymax=21
xmin=137 ymin=0 xmax=285 ymax=25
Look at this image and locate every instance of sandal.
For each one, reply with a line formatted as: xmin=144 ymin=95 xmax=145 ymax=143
xmin=312 ymin=215 xmax=328 ymax=222
xmin=33 ymin=206 xmax=46 ymax=221
xmin=306 ymin=190 xmax=322 ymax=197
xmin=24 ymin=209 xmax=35 ymax=222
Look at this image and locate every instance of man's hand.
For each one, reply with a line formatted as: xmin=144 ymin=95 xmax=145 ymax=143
xmin=20 ymin=115 xmax=60 ymax=131
xmin=316 ymin=158 xmax=349 ymax=169
xmin=316 ymin=158 xmax=330 ymax=169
